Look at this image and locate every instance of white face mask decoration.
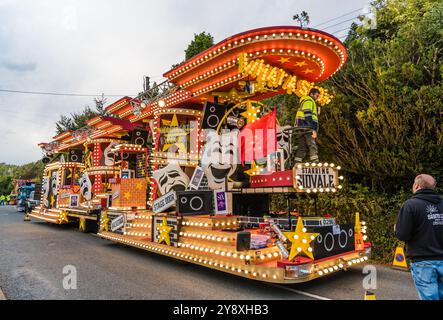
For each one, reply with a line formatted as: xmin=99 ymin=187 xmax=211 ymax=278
xmin=277 ymin=125 xmax=291 ymax=168
xmin=42 ymin=176 xmax=50 ymax=207
xmin=80 ymin=172 xmax=92 ymax=201
xmin=103 ymin=142 xmax=118 ymax=166
xmin=51 ymin=171 xmax=59 ymax=196
xmin=201 ymin=130 xmax=239 ymax=190
xmin=152 ymin=163 xmax=190 ymax=195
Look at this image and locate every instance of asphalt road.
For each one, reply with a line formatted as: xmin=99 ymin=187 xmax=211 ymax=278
xmin=0 ymin=206 xmax=419 ymax=300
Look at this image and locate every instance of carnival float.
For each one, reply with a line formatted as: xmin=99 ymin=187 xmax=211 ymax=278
xmin=28 ymin=26 xmax=371 ymax=283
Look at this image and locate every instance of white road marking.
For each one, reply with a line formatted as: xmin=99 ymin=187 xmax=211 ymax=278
xmin=267 ymin=284 xmax=332 ymax=300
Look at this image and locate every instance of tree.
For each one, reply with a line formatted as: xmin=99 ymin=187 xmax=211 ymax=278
xmin=293 ymin=11 xmax=310 ymax=27
xmin=55 ymin=97 xmax=108 ymax=135
xmin=320 ymin=0 xmax=443 ymax=191
xmin=185 ymin=32 xmax=214 ymax=60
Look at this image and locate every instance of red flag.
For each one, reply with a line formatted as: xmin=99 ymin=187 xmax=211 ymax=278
xmin=239 ymin=108 xmax=277 ymax=164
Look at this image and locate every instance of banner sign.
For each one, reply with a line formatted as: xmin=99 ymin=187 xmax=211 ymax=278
xmin=110 ymin=214 xmax=125 ymax=232
xmin=293 ymin=165 xmax=339 ymax=192
xmin=153 ymin=191 xmax=177 ymax=214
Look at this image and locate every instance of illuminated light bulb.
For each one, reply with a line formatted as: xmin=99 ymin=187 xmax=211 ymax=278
xmin=336 ymin=166 xmax=342 ymax=170
xmin=294 ymin=235 xmax=299 ymax=240
xmin=313 ymin=188 xmax=318 ymax=193
xmin=306 ymin=189 xmax=312 ymax=194
xmin=233 ymin=253 xmax=238 ymax=258
xmin=302 ymin=228 xmax=307 ymax=233
xmin=273 ymin=252 xmax=279 ymax=257
xmin=297 ymin=164 xmax=302 ymax=169
xmin=226 ymin=252 xmax=231 ymax=257
xmin=328 ymin=268 xmax=333 ymax=272
xmin=338 ymin=185 xmax=343 ymax=190
xmin=267 ymin=253 xmax=273 ymax=258
xmin=363 ymin=235 xmax=368 ymax=241
xmin=305 ymin=162 xmax=310 ymax=167
xmin=333 ymin=266 xmax=339 ymax=270
xmin=308 ymin=247 xmax=313 ymax=253
xmin=245 ymin=255 xmax=251 ymax=260
xmin=260 ymin=255 xmax=265 ymax=260
xmin=318 ymin=271 xmax=324 ymax=276
xmin=297 ymin=247 xmax=302 ymax=252
xmin=348 ymin=261 xmax=352 ymax=266
xmin=215 ymin=250 xmax=220 ymax=255
xmin=302 ymin=239 xmax=307 ymax=244
xmin=339 ymin=264 xmax=344 ymax=268
xmin=324 ymin=269 xmax=329 ymax=274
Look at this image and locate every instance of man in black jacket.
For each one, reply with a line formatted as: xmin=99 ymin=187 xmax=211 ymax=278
xmin=395 ymin=174 xmax=443 ymax=300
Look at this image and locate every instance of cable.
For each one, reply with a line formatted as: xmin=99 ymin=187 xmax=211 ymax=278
xmin=321 ymin=13 xmax=368 ymax=31
xmin=313 ymin=7 xmax=364 ymax=28
xmin=0 ymin=89 xmax=135 ymax=97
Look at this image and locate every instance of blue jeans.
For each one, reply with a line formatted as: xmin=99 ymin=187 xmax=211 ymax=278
xmin=411 ymin=260 xmax=443 ymax=300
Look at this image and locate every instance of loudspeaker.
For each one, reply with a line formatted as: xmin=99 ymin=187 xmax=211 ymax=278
xmin=309 ymin=224 xmax=355 ymax=260
xmin=201 ymin=102 xmax=228 ymax=130
xmin=42 ymin=157 xmax=51 ymax=164
xmin=177 ymin=191 xmax=212 ymax=216
xmin=68 ymin=149 xmax=84 ymax=163
xmin=131 ymin=129 xmax=148 ymax=147
xmin=236 ymin=231 xmax=251 ymax=251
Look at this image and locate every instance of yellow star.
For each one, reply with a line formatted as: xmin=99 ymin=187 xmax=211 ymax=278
xmin=50 ymin=195 xmax=55 ymax=206
xmin=79 ymin=217 xmax=86 ymax=232
xmin=294 ymin=61 xmax=307 ymax=67
xmin=124 ymin=192 xmax=132 ymax=200
xmin=303 ymin=68 xmax=314 ymax=74
xmin=244 ymin=161 xmax=260 ymax=176
xmin=59 ymin=211 xmax=69 ymax=223
xmin=157 ymin=217 xmax=173 ymax=246
xmin=136 ymin=182 xmax=143 ymax=190
xmin=240 ymin=100 xmax=260 ymax=124
xmin=278 ymin=57 xmax=291 ymax=64
xmin=283 ymin=217 xmax=319 ymax=261
xmin=101 ymin=212 xmax=109 ymax=232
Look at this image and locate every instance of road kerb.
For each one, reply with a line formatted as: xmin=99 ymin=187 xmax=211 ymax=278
xmin=0 ymin=287 xmax=6 ymax=300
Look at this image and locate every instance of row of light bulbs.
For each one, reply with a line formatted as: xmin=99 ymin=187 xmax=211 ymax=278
xmin=193 ymin=74 xmax=243 ymax=96
xmin=98 ymin=232 xmax=281 ymax=281
xmin=179 ymin=231 xmax=234 ymax=243
xmin=168 ymin=29 xmax=344 ymax=80
xmin=317 ymin=256 xmax=369 ymax=276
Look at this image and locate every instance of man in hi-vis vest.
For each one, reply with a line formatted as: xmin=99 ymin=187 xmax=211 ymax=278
xmin=294 ymin=88 xmax=320 ymax=163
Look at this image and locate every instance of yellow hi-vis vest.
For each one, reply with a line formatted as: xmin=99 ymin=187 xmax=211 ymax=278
xmin=296 ymin=96 xmax=318 ymax=123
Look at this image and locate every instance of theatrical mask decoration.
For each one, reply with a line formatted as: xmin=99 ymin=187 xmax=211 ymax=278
xmin=42 ymin=175 xmax=50 ymax=207
xmin=51 ymin=171 xmax=60 ymax=196
xmin=103 ymin=142 xmax=119 ymax=166
xmin=80 ymin=172 xmax=93 ymax=201
xmin=201 ymin=130 xmax=240 ymax=190
xmin=277 ymin=125 xmax=291 ymax=168
xmin=152 ymin=163 xmax=190 ymax=196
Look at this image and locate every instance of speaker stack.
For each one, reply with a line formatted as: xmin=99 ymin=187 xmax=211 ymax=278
xmin=131 ymin=129 xmax=148 ymax=147
xmin=309 ymin=223 xmax=355 ymax=260
xmin=201 ymin=102 xmax=228 ymax=130
xmin=176 ymin=191 xmax=213 ymax=216
xmin=236 ymin=231 xmax=251 ymax=251
xmin=68 ymin=149 xmax=84 ymax=163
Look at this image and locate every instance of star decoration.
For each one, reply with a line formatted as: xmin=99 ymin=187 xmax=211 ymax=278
xmin=240 ymin=100 xmax=260 ymax=124
xmin=294 ymin=61 xmax=307 ymax=67
xmin=59 ymin=211 xmax=69 ymax=223
xmin=79 ymin=217 xmax=86 ymax=232
xmin=101 ymin=212 xmax=109 ymax=232
xmin=124 ymin=192 xmax=132 ymax=200
xmin=244 ymin=161 xmax=265 ymax=176
xmin=162 ymin=114 xmax=187 ymax=153
xmin=50 ymin=195 xmax=55 ymax=206
xmin=277 ymin=57 xmax=291 ymax=64
xmin=136 ymin=182 xmax=143 ymax=190
xmin=303 ymin=68 xmax=314 ymax=74
xmin=157 ymin=217 xmax=173 ymax=246
xmin=283 ymin=217 xmax=319 ymax=261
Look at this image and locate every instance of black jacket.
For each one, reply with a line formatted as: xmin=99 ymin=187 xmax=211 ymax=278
xmin=395 ymin=189 xmax=443 ymax=262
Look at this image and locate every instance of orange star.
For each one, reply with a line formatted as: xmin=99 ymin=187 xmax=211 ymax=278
xmin=294 ymin=61 xmax=307 ymax=67
xmin=278 ymin=57 xmax=290 ymax=64
xmin=136 ymin=182 xmax=143 ymax=190
xmin=124 ymin=192 xmax=132 ymax=200
xmin=303 ymin=69 xmax=314 ymax=74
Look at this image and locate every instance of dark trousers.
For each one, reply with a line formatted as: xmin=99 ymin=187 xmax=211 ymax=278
xmin=294 ymin=133 xmax=318 ymax=163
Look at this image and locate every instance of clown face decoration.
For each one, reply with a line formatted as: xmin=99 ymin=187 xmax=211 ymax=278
xmin=79 ymin=172 xmax=92 ymax=201
xmin=201 ymin=130 xmax=239 ymax=190
xmin=152 ymin=163 xmax=190 ymax=195
xmin=42 ymin=176 xmax=50 ymax=207
xmin=277 ymin=125 xmax=291 ymax=168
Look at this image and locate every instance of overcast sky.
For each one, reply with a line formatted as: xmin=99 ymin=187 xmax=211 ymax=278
xmin=0 ymin=0 xmax=371 ymax=165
